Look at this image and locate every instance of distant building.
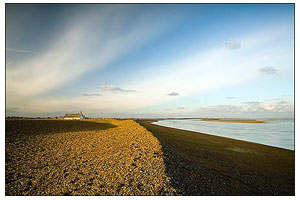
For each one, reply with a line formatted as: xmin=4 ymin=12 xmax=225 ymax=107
xmin=64 ymin=111 xmax=85 ymax=120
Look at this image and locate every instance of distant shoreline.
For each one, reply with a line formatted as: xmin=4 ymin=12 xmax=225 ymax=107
xmin=185 ymin=118 xmax=266 ymax=123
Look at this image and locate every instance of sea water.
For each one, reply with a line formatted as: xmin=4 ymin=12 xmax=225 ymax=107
xmin=152 ymin=119 xmax=294 ymax=150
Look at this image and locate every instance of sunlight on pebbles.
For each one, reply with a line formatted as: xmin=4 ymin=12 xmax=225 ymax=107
xmin=5 ymin=119 xmax=178 ymax=195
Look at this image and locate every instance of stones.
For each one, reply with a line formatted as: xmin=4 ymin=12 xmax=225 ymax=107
xmin=131 ymin=163 xmax=137 ymax=167
xmin=5 ymin=119 xmax=177 ymax=195
xmin=27 ymin=181 xmax=32 ymax=186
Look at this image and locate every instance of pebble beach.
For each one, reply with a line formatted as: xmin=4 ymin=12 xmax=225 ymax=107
xmin=5 ymin=118 xmax=294 ymax=196
xmin=5 ymin=119 xmax=177 ymax=195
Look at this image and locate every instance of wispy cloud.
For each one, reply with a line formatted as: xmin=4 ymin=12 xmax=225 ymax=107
xmin=9 ymin=107 xmax=20 ymax=110
xmin=6 ymin=47 xmax=34 ymax=53
xmin=259 ymin=66 xmax=278 ymax=75
xmin=225 ymin=41 xmax=241 ymax=50
xmin=227 ymin=96 xmax=235 ymax=99
xmin=6 ymin=61 xmax=15 ymax=65
xmin=5 ymin=5 xmax=293 ymax=117
xmin=9 ymin=25 xmax=291 ymax=115
xmin=243 ymin=101 xmax=261 ymax=105
xmin=6 ymin=5 xmax=177 ymax=101
xmin=83 ymin=93 xmax=103 ymax=96
xmin=177 ymin=107 xmax=185 ymax=109
xmin=100 ymin=85 xmax=136 ymax=93
xmin=167 ymin=92 xmax=179 ymax=96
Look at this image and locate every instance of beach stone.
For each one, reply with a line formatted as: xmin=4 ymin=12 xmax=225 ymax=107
xmin=5 ymin=119 xmax=176 ymax=195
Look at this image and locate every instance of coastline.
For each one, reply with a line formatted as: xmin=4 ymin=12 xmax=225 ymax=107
xmin=186 ymin=118 xmax=266 ymax=123
xmin=152 ymin=118 xmax=294 ymax=150
xmin=136 ymin=119 xmax=294 ymax=195
xmin=5 ymin=118 xmax=294 ymax=195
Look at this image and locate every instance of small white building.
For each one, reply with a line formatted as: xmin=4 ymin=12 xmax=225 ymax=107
xmin=64 ymin=111 xmax=85 ymax=120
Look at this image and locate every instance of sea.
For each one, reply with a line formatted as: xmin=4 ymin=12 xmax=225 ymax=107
xmin=152 ymin=119 xmax=294 ymax=150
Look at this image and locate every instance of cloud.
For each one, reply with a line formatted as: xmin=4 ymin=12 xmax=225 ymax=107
xmin=198 ymin=105 xmax=242 ymax=114
xmin=5 ymin=10 xmax=293 ymax=117
xmin=6 ymin=5 xmax=176 ymax=99
xmin=83 ymin=93 xmax=103 ymax=96
xmin=167 ymin=92 xmax=179 ymax=96
xmin=227 ymin=96 xmax=235 ymax=99
xmin=195 ymin=101 xmax=294 ymax=118
xmin=100 ymin=85 xmax=136 ymax=93
xmin=225 ymin=41 xmax=241 ymax=50
xmin=259 ymin=66 xmax=278 ymax=75
xmin=243 ymin=101 xmax=261 ymax=105
xmin=9 ymin=25 xmax=290 ymax=116
xmin=6 ymin=47 xmax=34 ymax=53
xmin=177 ymin=107 xmax=185 ymax=109
xmin=6 ymin=61 xmax=15 ymax=65
xmin=272 ymin=100 xmax=294 ymax=113
xmin=9 ymin=107 xmax=20 ymax=110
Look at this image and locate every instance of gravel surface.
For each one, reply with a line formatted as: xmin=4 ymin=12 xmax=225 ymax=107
xmin=5 ymin=119 xmax=178 ymax=196
xmin=137 ymin=120 xmax=294 ymax=196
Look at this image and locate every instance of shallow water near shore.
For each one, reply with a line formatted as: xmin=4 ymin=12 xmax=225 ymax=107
xmin=153 ymin=119 xmax=294 ymax=150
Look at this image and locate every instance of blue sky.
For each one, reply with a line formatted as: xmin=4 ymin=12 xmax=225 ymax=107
xmin=6 ymin=4 xmax=294 ymax=118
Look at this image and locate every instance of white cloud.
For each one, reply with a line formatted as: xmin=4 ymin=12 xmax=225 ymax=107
xmin=243 ymin=101 xmax=261 ymax=105
xmin=227 ymin=96 xmax=235 ymax=99
xmin=9 ymin=107 xmax=20 ymax=110
xmin=166 ymin=92 xmax=179 ymax=96
xmin=83 ymin=93 xmax=103 ymax=96
xmin=6 ymin=11 xmax=293 ymax=117
xmin=225 ymin=41 xmax=241 ymax=50
xmin=6 ymin=6 xmax=179 ymax=111
xmin=195 ymin=101 xmax=294 ymax=118
xmin=6 ymin=48 xmax=34 ymax=53
xmin=100 ymin=85 xmax=136 ymax=93
xmin=259 ymin=66 xmax=278 ymax=75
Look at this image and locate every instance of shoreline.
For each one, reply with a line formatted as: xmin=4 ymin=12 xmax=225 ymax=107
xmin=151 ymin=120 xmax=293 ymax=151
xmin=5 ymin=118 xmax=295 ymax=195
xmin=136 ymin=119 xmax=294 ymax=195
xmin=185 ymin=118 xmax=266 ymax=123
xmin=143 ymin=119 xmax=294 ymax=152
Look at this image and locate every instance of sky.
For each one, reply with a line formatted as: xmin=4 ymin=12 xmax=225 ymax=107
xmin=6 ymin=4 xmax=294 ymax=118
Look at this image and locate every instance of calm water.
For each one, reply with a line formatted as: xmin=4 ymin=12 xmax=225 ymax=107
xmin=153 ymin=119 xmax=294 ymax=150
